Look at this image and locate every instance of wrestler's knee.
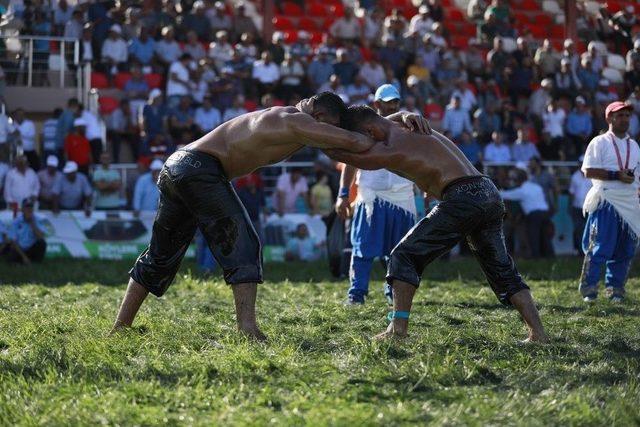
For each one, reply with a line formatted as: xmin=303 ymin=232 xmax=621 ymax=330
xmin=386 ymin=246 xmax=421 ymax=288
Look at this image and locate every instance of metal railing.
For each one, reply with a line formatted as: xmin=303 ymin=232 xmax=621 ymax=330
xmin=0 ymin=35 xmax=81 ymax=89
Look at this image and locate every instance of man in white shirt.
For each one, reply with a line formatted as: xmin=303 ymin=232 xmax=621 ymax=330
xmin=450 ymin=78 xmax=477 ymax=113
xmin=483 ymin=131 xmax=512 ymax=163
xmin=3 ymin=155 xmax=39 ymax=211
xmin=252 ymin=51 xmax=280 ymax=97
xmin=408 ymin=5 xmax=434 ymax=37
xmin=329 ymin=7 xmax=361 ymax=43
xmin=11 ymin=108 xmax=39 ymax=170
xmin=569 ymin=155 xmax=592 ymax=255
xmin=500 ymin=168 xmax=553 ymax=259
xmin=80 ymin=107 xmax=103 ymax=164
xmin=335 ymin=84 xmax=416 ymax=304
xmin=275 ymin=168 xmax=309 ymax=215
xmin=194 ymin=96 xmax=222 ymax=134
xmin=101 ymin=25 xmax=128 ymax=75
xmin=154 ymin=26 xmax=183 ymax=68
xmin=579 ymin=102 xmax=640 ymax=303
xmin=166 ymin=53 xmax=193 ymax=109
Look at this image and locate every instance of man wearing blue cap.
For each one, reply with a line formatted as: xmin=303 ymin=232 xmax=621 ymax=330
xmin=335 ymin=84 xmax=417 ymax=304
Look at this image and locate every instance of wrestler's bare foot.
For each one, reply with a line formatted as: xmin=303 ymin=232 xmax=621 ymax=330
xmin=238 ymin=324 xmax=267 ymax=342
xmin=373 ymin=320 xmax=408 ymax=341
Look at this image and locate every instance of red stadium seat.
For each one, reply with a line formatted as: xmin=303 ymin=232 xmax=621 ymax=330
xmin=144 ymin=73 xmax=163 ymax=89
xmin=244 ymin=100 xmax=258 ymax=112
xmin=273 ymin=16 xmax=295 ymax=30
xmin=298 ymin=17 xmax=319 ymax=31
xmin=283 ymin=30 xmax=298 ymax=43
xmin=550 ymin=25 xmax=564 ymax=39
xmin=446 ymin=8 xmax=464 ymax=21
xmin=531 ymin=13 xmax=552 ymax=26
xmin=451 ymin=35 xmax=469 ymax=49
xmin=607 ymin=1 xmax=623 ymax=13
xmin=273 ymin=98 xmax=286 ymax=106
xmin=49 ymin=40 xmax=59 ymax=53
xmin=460 ymin=23 xmax=477 ymax=37
xmin=527 ymin=24 xmax=546 ymax=39
xmin=322 ymin=18 xmax=335 ymax=31
xmin=307 ymin=2 xmax=328 ymax=16
xmin=281 ymin=1 xmax=303 ymax=16
xmin=519 ymin=0 xmax=540 ymax=11
xmin=99 ymin=96 xmax=119 ymax=115
xmin=90 ymin=72 xmax=109 ymax=89
xmin=328 ymin=3 xmax=344 ymax=17
xmin=441 ymin=0 xmax=452 ymax=6
xmin=310 ymin=31 xmax=324 ymax=44
xmin=402 ymin=7 xmax=418 ymax=20
xmin=424 ymin=103 xmax=444 ymax=121
xmin=114 ymin=72 xmax=132 ymax=90
xmin=513 ymin=11 xmax=531 ymax=25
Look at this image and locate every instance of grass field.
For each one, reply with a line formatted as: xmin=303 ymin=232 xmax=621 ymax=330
xmin=1 ymin=257 xmax=639 ymax=426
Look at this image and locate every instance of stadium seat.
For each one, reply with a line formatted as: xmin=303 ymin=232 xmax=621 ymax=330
xmin=607 ymin=54 xmax=626 ymax=71
xmin=424 ymin=103 xmax=444 ymax=121
xmin=602 ymin=67 xmax=623 ymax=84
xmin=328 ymin=3 xmax=344 ymax=17
xmin=307 ymin=2 xmax=328 ymax=16
xmin=527 ymin=24 xmax=546 ymax=39
xmin=298 ymin=17 xmax=319 ymax=31
xmin=446 ymin=8 xmax=464 ymax=21
xmin=460 ymin=23 xmax=477 ymax=37
xmin=244 ymin=100 xmax=258 ymax=112
xmin=144 ymin=73 xmax=163 ymax=89
xmin=513 ymin=12 xmax=531 ymax=25
xmin=90 ymin=72 xmax=109 ymax=89
xmin=114 ymin=72 xmax=132 ymax=90
xmin=49 ymin=40 xmax=59 ymax=53
xmin=321 ymin=18 xmax=335 ymax=31
xmin=531 ymin=13 xmax=552 ymax=26
xmin=273 ymin=98 xmax=286 ymax=106
xmin=281 ymin=1 xmax=303 ymax=16
xmin=283 ymin=30 xmax=298 ymax=43
xmin=550 ymin=25 xmax=564 ymax=39
xmin=451 ymin=36 xmax=469 ymax=49
xmin=310 ymin=31 xmax=324 ymax=44
xmin=519 ymin=0 xmax=540 ymax=11
xmin=606 ymin=1 xmax=623 ymax=13
xmin=99 ymin=96 xmax=119 ymax=115
xmin=273 ymin=16 xmax=295 ymax=31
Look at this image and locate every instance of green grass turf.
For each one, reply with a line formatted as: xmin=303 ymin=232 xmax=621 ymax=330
xmin=1 ymin=257 xmax=639 ymax=426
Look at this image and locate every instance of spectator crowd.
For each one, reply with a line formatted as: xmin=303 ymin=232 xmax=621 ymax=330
xmin=1 ymin=0 xmax=640 ymax=264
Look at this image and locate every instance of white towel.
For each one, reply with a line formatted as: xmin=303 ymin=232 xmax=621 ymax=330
xmin=357 ymin=185 xmax=417 ymax=224
xmin=583 ymin=184 xmax=640 ymax=239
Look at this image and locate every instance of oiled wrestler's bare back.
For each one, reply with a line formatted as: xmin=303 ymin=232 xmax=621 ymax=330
xmin=186 ymin=106 xmax=372 ymax=179
xmin=328 ymin=123 xmax=481 ymax=199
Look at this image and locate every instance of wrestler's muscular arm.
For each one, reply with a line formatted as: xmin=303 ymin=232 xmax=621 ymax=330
xmin=285 ymin=112 xmax=375 ymax=152
xmin=585 ymin=168 xmax=635 ymax=184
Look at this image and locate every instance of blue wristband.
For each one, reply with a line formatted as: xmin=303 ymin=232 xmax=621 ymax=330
xmin=387 ymin=310 xmax=411 ymax=321
xmin=338 ymin=187 xmax=349 ymax=198
xmin=607 ymin=170 xmax=619 ymax=181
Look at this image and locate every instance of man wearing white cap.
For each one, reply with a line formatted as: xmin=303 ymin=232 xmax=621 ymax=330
xmin=101 ymin=24 xmax=128 ymax=75
xmin=52 ymin=161 xmax=92 ymax=214
xmin=336 ymin=84 xmax=417 ymax=304
xmin=580 ymin=101 xmax=640 ymax=303
xmin=38 ymin=155 xmax=62 ymax=210
xmin=132 ymin=159 xmax=162 ymax=216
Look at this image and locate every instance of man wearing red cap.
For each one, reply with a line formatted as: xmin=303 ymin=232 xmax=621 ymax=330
xmin=579 ymin=101 xmax=640 ymax=303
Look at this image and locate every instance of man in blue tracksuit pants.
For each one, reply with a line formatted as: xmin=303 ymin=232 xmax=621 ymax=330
xmin=579 ymin=101 xmax=640 ymax=303
xmin=335 ymin=85 xmax=417 ymax=304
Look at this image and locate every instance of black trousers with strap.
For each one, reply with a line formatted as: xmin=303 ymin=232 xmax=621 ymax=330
xmin=386 ymin=176 xmax=530 ymax=305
